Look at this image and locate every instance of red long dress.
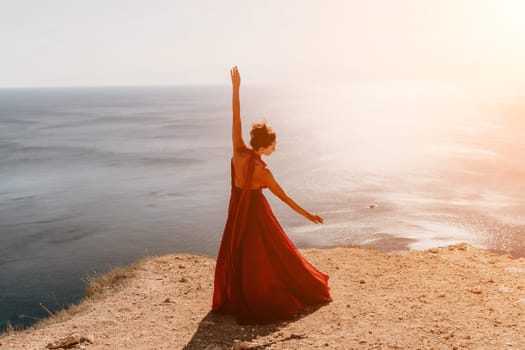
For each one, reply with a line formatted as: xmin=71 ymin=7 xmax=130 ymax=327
xmin=212 ymin=149 xmax=332 ymax=324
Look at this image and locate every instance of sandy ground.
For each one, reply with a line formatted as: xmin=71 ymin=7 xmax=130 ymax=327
xmin=1 ymin=243 xmax=525 ymax=349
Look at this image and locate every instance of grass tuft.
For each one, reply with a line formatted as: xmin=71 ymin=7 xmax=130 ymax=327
xmin=84 ymin=260 xmax=143 ymax=298
xmin=0 ymin=256 xmax=152 ymax=339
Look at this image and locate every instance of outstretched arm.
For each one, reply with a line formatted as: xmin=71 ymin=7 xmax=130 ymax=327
xmin=231 ymin=66 xmax=246 ymax=151
xmin=262 ymin=168 xmax=324 ymax=224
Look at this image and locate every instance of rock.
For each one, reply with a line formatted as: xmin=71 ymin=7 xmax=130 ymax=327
xmin=457 ymin=244 xmax=467 ymax=251
xmin=46 ymin=334 xmax=82 ymax=349
xmin=81 ymin=335 xmax=95 ymax=344
xmin=46 ymin=334 xmax=94 ymax=349
xmin=232 ymin=339 xmax=251 ymax=350
xmin=205 ymin=344 xmax=222 ymax=350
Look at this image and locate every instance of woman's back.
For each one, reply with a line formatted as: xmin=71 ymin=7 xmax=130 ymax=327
xmin=231 ymin=149 xmax=266 ymax=190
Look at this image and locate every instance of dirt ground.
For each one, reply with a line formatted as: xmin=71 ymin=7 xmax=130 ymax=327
xmin=1 ymin=243 xmax=525 ymax=349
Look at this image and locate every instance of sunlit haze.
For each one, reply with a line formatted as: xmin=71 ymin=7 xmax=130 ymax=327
xmin=2 ymin=0 xmax=525 ymax=87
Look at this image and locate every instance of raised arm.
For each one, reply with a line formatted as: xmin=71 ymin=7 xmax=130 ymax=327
xmin=261 ymin=168 xmax=324 ymax=224
xmin=231 ymin=66 xmax=246 ymax=151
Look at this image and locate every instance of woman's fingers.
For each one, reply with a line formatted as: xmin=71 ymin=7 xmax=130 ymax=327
xmin=232 ymin=66 xmax=239 ymax=76
xmin=308 ymin=213 xmax=324 ymax=224
xmin=230 ymin=66 xmax=241 ymax=87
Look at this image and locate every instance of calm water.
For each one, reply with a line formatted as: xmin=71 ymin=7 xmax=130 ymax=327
xmin=1 ymin=83 xmax=524 ymax=330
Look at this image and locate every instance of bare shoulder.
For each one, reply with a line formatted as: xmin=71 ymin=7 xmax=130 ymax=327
xmin=254 ymin=160 xmax=268 ymax=171
xmin=254 ymin=162 xmax=273 ymax=180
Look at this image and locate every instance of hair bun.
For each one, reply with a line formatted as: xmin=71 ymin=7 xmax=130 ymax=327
xmin=250 ymin=122 xmax=276 ymax=150
xmin=250 ymin=123 xmax=272 ymax=136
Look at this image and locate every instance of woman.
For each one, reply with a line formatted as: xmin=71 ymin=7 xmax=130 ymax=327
xmin=212 ymin=66 xmax=332 ymax=324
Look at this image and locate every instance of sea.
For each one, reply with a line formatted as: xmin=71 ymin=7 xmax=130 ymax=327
xmin=1 ymin=82 xmax=524 ymax=331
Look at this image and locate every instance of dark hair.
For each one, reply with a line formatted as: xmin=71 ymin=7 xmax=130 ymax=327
xmin=250 ymin=123 xmax=276 ymax=150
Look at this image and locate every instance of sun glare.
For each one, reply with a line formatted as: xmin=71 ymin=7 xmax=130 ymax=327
xmin=500 ymin=0 xmax=525 ymax=33
xmin=462 ymin=0 xmax=525 ymax=82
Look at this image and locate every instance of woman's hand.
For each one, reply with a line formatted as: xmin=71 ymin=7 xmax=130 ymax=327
xmin=305 ymin=212 xmax=324 ymax=224
xmin=230 ymin=66 xmax=241 ymax=90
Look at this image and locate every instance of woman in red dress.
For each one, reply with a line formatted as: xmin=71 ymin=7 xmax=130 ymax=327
xmin=212 ymin=66 xmax=332 ymax=324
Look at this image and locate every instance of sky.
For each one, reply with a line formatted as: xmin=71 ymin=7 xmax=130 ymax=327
xmin=1 ymin=0 xmax=525 ymax=87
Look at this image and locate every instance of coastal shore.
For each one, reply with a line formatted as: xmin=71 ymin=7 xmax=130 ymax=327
xmin=1 ymin=243 xmax=525 ymax=349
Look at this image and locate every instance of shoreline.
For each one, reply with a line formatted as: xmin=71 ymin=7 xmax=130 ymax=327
xmin=1 ymin=243 xmax=525 ymax=349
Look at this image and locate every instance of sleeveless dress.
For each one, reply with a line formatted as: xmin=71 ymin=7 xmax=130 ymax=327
xmin=212 ymin=148 xmax=332 ymax=324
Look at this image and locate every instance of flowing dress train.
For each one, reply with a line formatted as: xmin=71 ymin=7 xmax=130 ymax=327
xmin=212 ymin=150 xmax=332 ymax=324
